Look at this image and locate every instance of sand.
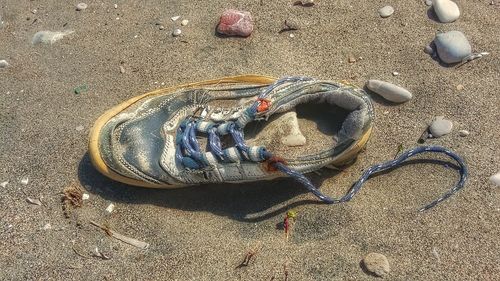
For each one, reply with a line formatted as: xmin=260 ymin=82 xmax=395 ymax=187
xmin=1 ymin=0 xmax=499 ymax=280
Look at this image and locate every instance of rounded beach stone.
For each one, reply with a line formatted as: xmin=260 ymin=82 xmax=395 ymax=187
xmin=429 ymin=117 xmax=453 ymax=137
xmin=363 ymin=253 xmax=390 ymax=277
xmin=0 ymin=60 xmax=9 ymax=68
xmin=433 ymin=0 xmax=460 ymax=23
xmin=216 ymin=9 xmax=253 ymax=37
xmin=366 ymin=80 xmax=412 ymax=103
xmin=434 ymin=31 xmax=472 ymax=64
xmin=76 ymin=3 xmax=88 ymax=11
xmin=378 ymin=6 xmax=394 ymax=18
xmin=172 ymin=29 xmax=181 ymax=37
xmin=425 ymin=0 xmax=433 ymax=6
xmin=490 ymin=172 xmax=500 ymax=186
xmin=458 ymin=129 xmax=469 ymax=137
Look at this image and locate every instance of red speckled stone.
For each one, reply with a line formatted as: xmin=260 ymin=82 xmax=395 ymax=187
xmin=216 ymin=9 xmax=253 ymax=37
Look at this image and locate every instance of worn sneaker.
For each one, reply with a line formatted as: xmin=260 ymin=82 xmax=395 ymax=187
xmin=89 ymin=75 xmax=374 ymax=202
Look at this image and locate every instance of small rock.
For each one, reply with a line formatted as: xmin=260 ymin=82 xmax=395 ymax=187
xmin=456 ymin=84 xmax=464 ymax=91
xmin=171 ymin=16 xmax=180 ymax=21
xmin=172 ymin=28 xmax=181 ymax=37
xmin=348 ymin=55 xmax=357 ymax=63
xmin=366 ymin=80 xmax=412 ymax=103
xmin=425 ymin=0 xmax=433 ymax=6
xmin=42 ymin=223 xmax=52 ymax=230
xmin=0 ymin=181 xmax=8 ymax=188
xmin=289 ymin=33 xmax=295 ymax=38
xmin=434 ymin=31 xmax=472 ymax=64
xmin=31 ymin=9 xmax=37 ymax=14
xmin=378 ymin=6 xmax=395 ymax=18
xmin=159 ymin=25 xmax=165 ymax=30
xmin=105 ymin=203 xmax=115 ymax=213
xmin=458 ymin=130 xmax=469 ymax=137
xmin=424 ymin=45 xmax=434 ymax=55
xmin=82 ymin=193 xmax=90 ymax=200
xmin=76 ymin=3 xmax=88 ymax=11
xmin=0 ymin=60 xmax=9 ymax=68
xmin=216 ymin=9 xmax=253 ymax=37
xmin=119 ymin=65 xmax=125 ymax=73
xmin=181 ymin=19 xmax=189 ymax=26
xmin=433 ymin=0 xmax=460 ymax=23
xmin=429 ymin=117 xmax=453 ymax=137
xmin=294 ymin=0 xmax=315 ymax=7
xmin=392 ymin=71 xmax=399 ymax=76
xmin=114 ymin=4 xmax=118 ymax=9
xmin=26 ymin=197 xmax=42 ymax=206
xmin=490 ymin=172 xmax=500 ymax=186
xmin=76 ymin=125 xmax=84 ymax=131
xmin=32 ymin=30 xmax=74 ymax=45
xmin=363 ymin=253 xmax=390 ymax=277
xmin=20 ymin=177 xmax=29 ymax=185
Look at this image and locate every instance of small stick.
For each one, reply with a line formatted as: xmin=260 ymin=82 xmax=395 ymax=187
xmin=90 ymin=221 xmax=149 ymax=250
xmin=72 ymin=245 xmax=90 ymax=259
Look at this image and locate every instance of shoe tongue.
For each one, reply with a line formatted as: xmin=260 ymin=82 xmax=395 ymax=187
xmin=246 ymin=110 xmax=306 ymax=148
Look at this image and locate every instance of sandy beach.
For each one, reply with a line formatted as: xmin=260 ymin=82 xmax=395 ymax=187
xmin=1 ymin=0 xmax=499 ymax=280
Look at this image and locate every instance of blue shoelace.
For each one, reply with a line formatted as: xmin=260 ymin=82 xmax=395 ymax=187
xmin=175 ymin=77 xmax=468 ymax=211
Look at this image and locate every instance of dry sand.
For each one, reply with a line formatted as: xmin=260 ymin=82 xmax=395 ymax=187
xmin=1 ymin=0 xmax=499 ymax=280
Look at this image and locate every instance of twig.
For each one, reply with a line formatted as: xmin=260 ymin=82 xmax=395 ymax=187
xmin=236 ymin=242 xmax=262 ymax=268
xmin=90 ymin=221 xmax=150 ymax=249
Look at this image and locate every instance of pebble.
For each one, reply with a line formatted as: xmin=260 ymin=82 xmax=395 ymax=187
xmin=159 ymin=25 xmax=165 ymax=30
xmin=76 ymin=3 xmax=88 ymax=11
xmin=366 ymin=80 xmax=412 ymax=103
xmin=362 ymin=253 xmax=390 ymax=277
xmin=490 ymin=172 xmax=500 ymax=186
xmin=392 ymin=71 xmax=399 ymax=76
xmin=76 ymin=125 xmax=84 ymax=131
xmin=82 ymin=193 xmax=90 ymax=200
xmin=378 ymin=6 xmax=395 ymax=18
xmin=26 ymin=197 xmax=42 ymax=206
xmin=181 ymin=19 xmax=189 ymax=26
xmin=0 ymin=181 xmax=8 ymax=188
xmin=433 ymin=0 xmax=460 ymax=23
xmin=425 ymin=0 xmax=433 ymax=6
xmin=456 ymin=84 xmax=464 ymax=91
xmin=294 ymin=0 xmax=315 ymax=6
xmin=20 ymin=177 xmax=29 ymax=185
xmin=429 ymin=117 xmax=453 ymax=137
xmin=171 ymin=16 xmax=180 ymax=21
xmin=42 ymin=223 xmax=52 ymax=230
xmin=119 ymin=65 xmax=125 ymax=73
xmin=216 ymin=9 xmax=253 ymax=37
xmin=434 ymin=31 xmax=472 ymax=64
xmin=114 ymin=4 xmax=118 ymax=9
xmin=172 ymin=28 xmax=182 ymax=37
xmin=458 ymin=129 xmax=469 ymax=137
xmin=0 ymin=60 xmax=9 ymax=68
xmin=32 ymin=30 xmax=74 ymax=45
xmin=289 ymin=33 xmax=295 ymax=38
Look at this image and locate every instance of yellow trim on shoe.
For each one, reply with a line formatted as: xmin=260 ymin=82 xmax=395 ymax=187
xmin=88 ymin=75 xmax=277 ymax=188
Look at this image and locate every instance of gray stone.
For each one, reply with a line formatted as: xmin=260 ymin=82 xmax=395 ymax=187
xmin=172 ymin=28 xmax=181 ymax=37
xmin=490 ymin=172 xmax=500 ymax=186
xmin=458 ymin=130 xmax=469 ymax=137
xmin=363 ymin=253 xmax=390 ymax=277
xmin=366 ymin=80 xmax=412 ymax=103
xmin=379 ymin=6 xmax=395 ymax=18
xmin=433 ymin=0 xmax=460 ymax=23
xmin=429 ymin=117 xmax=453 ymax=137
xmin=0 ymin=60 xmax=9 ymax=68
xmin=425 ymin=0 xmax=433 ymax=6
xmin=434 ymin=31 xmax=472 ymax=64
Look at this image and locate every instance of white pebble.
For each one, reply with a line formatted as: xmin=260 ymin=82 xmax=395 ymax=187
xmin=0 ymin=60 xmax=9 ymax=68
xmin=32 ymin=30 xmax=74 ymax=45
xmin=490 ymin=172 xmax=500 ymax=186
xmin=378 ymin=6 xmax=394 ymax=18
xmin=76 ymin=3 xmax=88 ymax=11
xmin=434 ymin=31 xmax=471 ymax=64
xmin=105 ymin=203 xmax=115 ymax=213
xmin=75 ymin=125 xmax=84 ymax=131
xmin=0 ymin=181 xmax=8 ymax=188
xmin=392 ymin=71 xmax=399 ymax=76
xmin=20 ymin=177 xmax=29 ymax=185
xmin=82 ymin=193 xmax=90 ymax=200
xmin=119 ymin=65 xmax=125 ymax=73
xmin=181 ymin=19 xmax=189 ymax=26
xmin=114 ymin=4 xmax=118 ymax=9
xmin=172 ymin=29 xmax=181 ymax=37
xmin=363 ymin=253 xmax=390 ymax=277
xmin=366 ymin=80 xmax=412 ymax=103
xmin=171 ymin=16 xmax=180 ymax=21
xmin=425 ymin=0 xmax=433 ymax=6
xmin=433 ymin=0 xmax=460 ymax=23
xmin=429 ymin=117 xmax=453 ymax=137
xmin=458 ymin=130 xmax=469 ymax=137
xmin=289 ymin=33 xmax=295 ymax=38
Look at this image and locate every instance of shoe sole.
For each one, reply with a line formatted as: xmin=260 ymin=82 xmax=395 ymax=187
xmin=88 ymin=75 xmax=372 ymax=188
